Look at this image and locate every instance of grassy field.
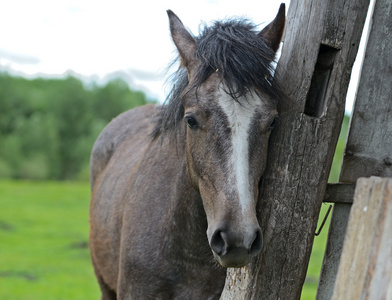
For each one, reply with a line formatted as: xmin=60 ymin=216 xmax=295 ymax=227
xmin=0 ymin=180 xmax=334 ymax=299
xmin=0 ymin=180 xmax=100 ymax=300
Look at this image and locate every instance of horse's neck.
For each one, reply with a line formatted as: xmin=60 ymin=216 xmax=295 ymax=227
xmin=165 ymin=153 xmax=210 ymax=257
xmin=171 ymin=159 xmax=206 ymax=229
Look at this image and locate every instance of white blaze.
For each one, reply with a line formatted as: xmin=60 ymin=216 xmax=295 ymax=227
xmin=217 ymin=87 xmax=261 ymax=214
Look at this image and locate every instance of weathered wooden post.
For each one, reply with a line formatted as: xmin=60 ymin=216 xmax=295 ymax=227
xmin=220 ymin=0 xmax=370 ymax=299
xmin=331 ymin=177 xmax=392 ymax=299
xmin=316 ymin=0 xmax=392 ymax=297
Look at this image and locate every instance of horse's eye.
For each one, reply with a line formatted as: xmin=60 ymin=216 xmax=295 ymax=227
xmin=184 ymin=116 xmax=199 ymax=129
xmin=269 ymin=116 xmax=278 ymax=130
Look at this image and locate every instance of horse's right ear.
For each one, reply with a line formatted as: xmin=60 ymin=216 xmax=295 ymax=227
xmin=258 ymin=3 xmax=286 ymax=53
xmin=167 ymin=10 xmax=197 ymax=70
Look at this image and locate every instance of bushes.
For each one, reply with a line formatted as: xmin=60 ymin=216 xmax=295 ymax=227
xmin=0 ymin=73 xmax=152 ymax=180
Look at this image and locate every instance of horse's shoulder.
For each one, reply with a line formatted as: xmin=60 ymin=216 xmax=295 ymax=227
xmin=90 ymin=104 xmax=156 ymax=188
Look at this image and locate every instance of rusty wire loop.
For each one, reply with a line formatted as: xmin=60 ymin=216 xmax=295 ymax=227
xmin=315 ymin=205 xmax=333 ymax=236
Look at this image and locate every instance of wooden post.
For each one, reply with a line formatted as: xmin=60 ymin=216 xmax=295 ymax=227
xmin=220 ymin=0 xmax=370 ymax=299
xmin=316 ymin=203 xmax=352 ymax=300
xmin=340 ymin=0 xmax=392 ymax=182
xmin=332 ymin=177 xmax=392 ymax=299
xmin=317 ymin=0 xmax=392 ymax=297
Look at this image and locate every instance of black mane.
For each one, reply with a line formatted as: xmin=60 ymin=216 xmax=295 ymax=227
xmin=152 ymin=18 xmax=282 ymax=139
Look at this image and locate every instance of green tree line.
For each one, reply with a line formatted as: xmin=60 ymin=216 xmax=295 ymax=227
xmin=0 ymin=72 xmax=152 ymax=180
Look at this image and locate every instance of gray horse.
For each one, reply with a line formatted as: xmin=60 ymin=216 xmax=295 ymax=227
xmin=90 ymin=4 xmax=285 ymax=299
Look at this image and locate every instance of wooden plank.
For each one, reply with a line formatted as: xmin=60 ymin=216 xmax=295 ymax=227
xmin=323 ymin=183 xmax=355 ymax=204
xmin=318 ymin=0 xmax=392 ymax=296
xmin=332 ymin=177 xmax=392 ymax=299
xmin=220 ymin=1 xmax=370 ymax=299
xmin=316 ymin=203 xmax=352 ymax=300
xmin=340 ymin=0 xmax=392 ymax=183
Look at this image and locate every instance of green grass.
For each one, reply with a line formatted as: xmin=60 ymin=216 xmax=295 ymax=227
xmin=0 ymin=180 xmax=100 ymax=300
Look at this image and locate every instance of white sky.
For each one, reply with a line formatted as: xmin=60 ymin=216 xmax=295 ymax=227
xmin=0 ymin=0 xmax=374 ymax=112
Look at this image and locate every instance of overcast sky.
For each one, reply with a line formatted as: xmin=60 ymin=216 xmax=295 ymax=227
xmin=0 ymin=0 xmax=373 ymax=112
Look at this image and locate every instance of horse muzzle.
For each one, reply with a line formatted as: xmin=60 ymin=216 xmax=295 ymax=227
xmin=209 ymin=225 xmax=263 ymax=268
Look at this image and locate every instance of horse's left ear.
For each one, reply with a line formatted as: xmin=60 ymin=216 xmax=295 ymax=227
xmin=167 ymin=10 xmax=197 ymax=70
xmin=259 ymin=3 xmax=286 ymax=53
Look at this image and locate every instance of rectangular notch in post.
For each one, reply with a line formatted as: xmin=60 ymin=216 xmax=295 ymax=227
xmin=305 ymin=44 xmax=339 ymax=118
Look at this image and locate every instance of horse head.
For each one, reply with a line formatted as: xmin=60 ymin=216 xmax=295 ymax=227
xmin=167 ymin=5 xmax=285 ymax=268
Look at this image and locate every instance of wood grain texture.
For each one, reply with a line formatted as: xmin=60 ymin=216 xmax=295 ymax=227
xmin=332 ymin=177 xmax=392 ymax=300
xmin=220 ymin=0 xmax=370 ymax=299
xmin=323 ymin=183 xmax=355 ymax=204
xmin=318 ymin=1 xmax=392 ymax=297
xmin=316 ymin=203 xmax=352 ymax=300
xmin=340 ymin=0 xmax=392 ymax=182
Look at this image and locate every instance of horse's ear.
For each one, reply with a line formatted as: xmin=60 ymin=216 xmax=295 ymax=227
xmin=259 ymin=3 xmax=286 ymax=53
xmin=167 ymin=10 xmax=197 ymax=70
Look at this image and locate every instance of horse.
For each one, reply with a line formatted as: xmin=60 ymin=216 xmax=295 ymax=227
xmin=89 ymin=4 xmax=285 ymax=299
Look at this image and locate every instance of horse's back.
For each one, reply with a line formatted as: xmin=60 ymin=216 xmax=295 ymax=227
xmin=90 ymin=104 xmax=156 ymax=189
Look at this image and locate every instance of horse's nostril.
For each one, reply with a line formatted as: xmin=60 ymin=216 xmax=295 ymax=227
xmin=210 ymin=227 xmax=262 ymax=268
xmin=249 ymin=229 xmax=263 ymax=255
xmin=210 ymin=230 xmax=226 ymax=255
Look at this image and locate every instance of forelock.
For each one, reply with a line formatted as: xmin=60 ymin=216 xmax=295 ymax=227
xmin=194 ymin=19 xmax=280 ymax=102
